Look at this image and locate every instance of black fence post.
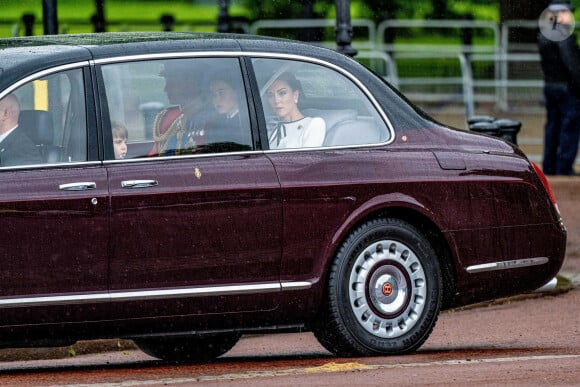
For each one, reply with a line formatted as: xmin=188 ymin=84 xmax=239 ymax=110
xmin=42 ymin=0 xmax=58 ymax=35
xmin=92 ymin=0 xmax=106 ymax=32
xmin=160 ymin=14 xmax=175 ymax=32
xmin=460 ymin=14 xmax=473 ymax=57
xmin=22 ymin=13 xmax=35 ymax=36
xmin=335 ymin=0 xmax=357 ymax=57
xmin=217 ymin=0 xmax=230 ymax=33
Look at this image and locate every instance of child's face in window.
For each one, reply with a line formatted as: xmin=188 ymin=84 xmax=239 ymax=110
xmin=113 ymin=136 xmax=127 ymax=159
xmin=211 ymin=80 xmax=238 ymax=116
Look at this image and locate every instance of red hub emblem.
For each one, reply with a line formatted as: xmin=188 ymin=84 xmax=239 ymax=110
xmin=382 ymin=282 xmax=393 ymax=296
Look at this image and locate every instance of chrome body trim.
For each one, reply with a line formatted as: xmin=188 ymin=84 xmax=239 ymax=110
xmin=120 ymin=179 xmax=159 ymax=189
xmin=280 ymin=281 xmax=312 ymax=290
xmin=0 ymin=161 xmax=102 ymax=171
xmin=0 ymin=281 xmax=313 ymax=308
xmin=534 ymin=277 xmax=558 ymax=293
xmin=58 ymin=181 xmax=97 ymax=191
xmin=102 ymin=150 xmax=266 ymax=164
xmin=466 ymin=257 xmax=549 ymax=274
xmin=92 ymin=51 xmax=243 ymax=64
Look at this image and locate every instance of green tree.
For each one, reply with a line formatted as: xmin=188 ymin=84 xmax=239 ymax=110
xmin=499 ymin=0 xmax=550 ymax=44
xmin=241 ymin=0 xmax=312 ymax=19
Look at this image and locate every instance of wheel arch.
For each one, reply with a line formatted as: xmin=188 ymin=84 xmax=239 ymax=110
xmin=324 ymin=200 xmax=457 ymax=310
xmin=374 ymin=207 xmax=456 ymax=309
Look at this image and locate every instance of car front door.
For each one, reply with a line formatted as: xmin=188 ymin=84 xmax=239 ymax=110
xmin=99 ymin=57 xmax=283 ymax=322
xmin=0 ymin=66 xmax=110 ymax=327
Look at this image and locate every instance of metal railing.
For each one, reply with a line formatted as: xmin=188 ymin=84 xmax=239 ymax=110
xmin=249 ymin=18 xmax=376 ymax=51
xmin=356 ymin=49 xmax=544 ymax=122
xmin=1 ymin=15 xmax=552 ymax=119
xmin=376 ymin=19 xmax=500 ymax=54
xmin=248 ymin=18 xmax=547 ymax=117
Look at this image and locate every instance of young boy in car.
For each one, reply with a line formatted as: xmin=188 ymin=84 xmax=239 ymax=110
xmin=112 ymin=121 xmax=128 ymax=160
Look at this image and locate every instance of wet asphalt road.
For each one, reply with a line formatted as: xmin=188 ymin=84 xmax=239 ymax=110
xmin=0 ymin=284 xmax=578 ymax=386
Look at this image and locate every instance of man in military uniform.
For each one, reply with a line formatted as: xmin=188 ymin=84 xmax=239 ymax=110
xmin=149 ymin=60 xmax=207 ymax=156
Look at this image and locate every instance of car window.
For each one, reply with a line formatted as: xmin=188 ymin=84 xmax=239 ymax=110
xmin=0 ymin=68 xmax=87 ymax=166
xmin=251 ymin=58 xmax=390 ymax=149
xmin=101 ymin=58 xmax=253 ymax=160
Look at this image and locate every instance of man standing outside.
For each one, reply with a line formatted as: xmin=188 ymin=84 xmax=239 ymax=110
xmin=538 ymin=0 xmax=580 ymax=175
xmin=0 ymin=94 xmax=42 ymax=167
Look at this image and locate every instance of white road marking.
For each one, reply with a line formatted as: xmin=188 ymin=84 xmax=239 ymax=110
xmin=53 ymin=354 xmax=580 ymax=387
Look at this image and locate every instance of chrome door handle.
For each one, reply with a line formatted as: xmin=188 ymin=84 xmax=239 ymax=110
xmin=121 ymin=179 xmax=158 ymax=189
xmin=59 ymin=182 xmax=97 ymax=191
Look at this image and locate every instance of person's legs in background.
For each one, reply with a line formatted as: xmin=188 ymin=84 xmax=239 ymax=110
xmin=555 ymin=89 xmax=580 ymax=175
xmin=542 ymin=83 xmax=565 ymax=175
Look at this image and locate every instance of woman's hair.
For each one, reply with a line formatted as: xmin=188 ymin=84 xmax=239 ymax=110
xmin=209 ymin=72 xmax=236 ymax=89
xmin=275 ymin=72 xmax=303 ymax=95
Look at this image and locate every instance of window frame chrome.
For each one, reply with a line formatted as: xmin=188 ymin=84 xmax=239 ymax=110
xmin=1 ymin=50 xmax=397 ymax=170
xmin=93 ymin=50 xmax=395 ymax=160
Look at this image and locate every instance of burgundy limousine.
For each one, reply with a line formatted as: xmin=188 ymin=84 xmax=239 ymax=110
xmin=0 ymin=32 xmax=566 ymax=362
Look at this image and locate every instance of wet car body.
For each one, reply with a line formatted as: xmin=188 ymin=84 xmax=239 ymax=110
xmin=0 ymin=32 xmax=566 ymax=360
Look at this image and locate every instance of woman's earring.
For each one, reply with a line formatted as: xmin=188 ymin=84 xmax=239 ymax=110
xmin=294 ymin=98 xmax=298 ymax=103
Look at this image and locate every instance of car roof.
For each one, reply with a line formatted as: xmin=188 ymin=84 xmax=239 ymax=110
xmin=0 ymin=32 xmax=353 ymax=92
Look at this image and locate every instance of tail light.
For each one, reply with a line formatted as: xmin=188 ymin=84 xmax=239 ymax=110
xmin=531 ymin=162 xmax=560 ymax=215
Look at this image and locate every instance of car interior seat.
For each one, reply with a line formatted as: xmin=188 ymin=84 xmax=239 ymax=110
xmin=19 ymin=110 xmax=61 ymax=163
xmin=303 ymin=108 xmax=383 ymax=146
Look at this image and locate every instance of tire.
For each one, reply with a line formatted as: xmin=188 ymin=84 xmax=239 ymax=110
xmin=312 ymin=217 xmax=442 ymax=357
xmin=134 ymin=332 xmax=241 ymax=363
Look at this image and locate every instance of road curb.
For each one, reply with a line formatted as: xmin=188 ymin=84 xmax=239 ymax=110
xmin=0 ymin=339 xmax=138 ymax=363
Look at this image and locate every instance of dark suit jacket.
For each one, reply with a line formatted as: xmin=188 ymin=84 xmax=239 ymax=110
xmin=539 ymin=33 xmax=580 ymax=96
xmin=205 ymin=113 xmax=249 ymax=145
xmin=0 ymin=128 xmax=43 ymax=167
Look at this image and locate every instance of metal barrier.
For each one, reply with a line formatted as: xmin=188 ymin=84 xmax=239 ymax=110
xmin=376 ymin=19 xmax=500 ymax=55
xmin=368 ymin=19 xmax=547 ymax=117
xmin=471 ymin=52 xmax=543 ymax=112
xmin=249 ymin=18 xmax=376 ymax=51
xmin=355 ymin=51 xmax=398 ymax=86
xmin=360 ymin=49 xmax=544 ymax=122
xmin=1 ymin=15 xmax=550 ymax=119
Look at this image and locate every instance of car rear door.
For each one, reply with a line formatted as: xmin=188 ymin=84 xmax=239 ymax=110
xmin=98 ymin=57 xmax=283 ymax=321
xmin=0 ymin=66 xmax=110 ymax=326
xmin=250 ymin=56 xmax=393 ymax=286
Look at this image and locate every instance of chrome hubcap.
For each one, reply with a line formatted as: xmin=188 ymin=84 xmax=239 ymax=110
xmin=349 ymin=240 xmax=427 ymax=338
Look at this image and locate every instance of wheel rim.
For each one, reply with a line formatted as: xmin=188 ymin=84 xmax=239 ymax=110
xmin=349 ymin=239 xmax=427 ymax=338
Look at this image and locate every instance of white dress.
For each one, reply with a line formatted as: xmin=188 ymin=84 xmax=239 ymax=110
xmin=269 ymin=117 xmax=326 ymax=149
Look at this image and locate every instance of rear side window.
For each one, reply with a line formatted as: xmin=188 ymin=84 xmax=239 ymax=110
xmin=0 ymin=68 xmax=87 ymax=167
xmin=251 ymin=58 xmax=390 ymax=149
xmin=101 ymin=58 xmax=253 ymax=160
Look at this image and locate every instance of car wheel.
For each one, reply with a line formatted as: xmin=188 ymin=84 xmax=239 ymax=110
xmin=134 ymin=332 xmax=241 ymax=363
xmin=312 ymin=218 xmax=442 ymax=356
